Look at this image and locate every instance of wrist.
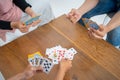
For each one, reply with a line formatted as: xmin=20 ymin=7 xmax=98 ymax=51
xmin=25 ymin=7 xmax=36 ymax=17
xmin=104 ymin=25 xmax=112 ymax=33
xmin=77 ymin=9 xmax=84 ymax=17
xmin=10 ymin=22 xmax=17 ymax=29
xmin=59 ymin=68 xmax=66 ymax=74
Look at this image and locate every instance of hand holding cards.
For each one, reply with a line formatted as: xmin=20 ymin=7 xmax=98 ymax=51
xmin=28 ymin=45 xmax=77 ymax=74
xmin=82 ymin=18 xmax=99 ymax=30
xmin=28 ymin=52 xmax=54 ymax=74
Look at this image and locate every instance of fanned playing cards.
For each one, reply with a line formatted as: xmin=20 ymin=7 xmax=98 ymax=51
xmin=28 ymin=45 xmax=77 ymax=74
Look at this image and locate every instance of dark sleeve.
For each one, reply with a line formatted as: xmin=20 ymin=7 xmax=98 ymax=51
xmin=0 ymin=20 xmax=12 ymax=30
xmin=13 ymin=0 xmax=32 ymax=12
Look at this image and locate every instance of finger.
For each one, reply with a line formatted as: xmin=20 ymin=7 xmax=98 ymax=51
xmin=91 ymin=32 xmax=103 ymax=39
xmin=99 ymin=25 xmax=104 ymax=31
xmin=88 ymin=30 xmax=95 ymax=39
xmin=70 ymin=16 xmax=77 ymax=23
xmin=90 ymin=28 xmax=104 ymax=37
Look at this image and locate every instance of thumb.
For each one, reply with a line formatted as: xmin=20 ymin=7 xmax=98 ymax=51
xmin=99 ymin=24 xmax=104 ymax=31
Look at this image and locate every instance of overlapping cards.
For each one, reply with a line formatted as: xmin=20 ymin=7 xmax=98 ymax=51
xmin=82 ymin=18 xmax=99 ymax=30
xmin=28 ymin=45 xmax=77 ymax=74
xmin=28 ymin=52 xmax=54 ymax=74
xmin=25 ymin=15 xmax=40 ymax=25
xmin=46 ymin=45 xmax=77 ymax=64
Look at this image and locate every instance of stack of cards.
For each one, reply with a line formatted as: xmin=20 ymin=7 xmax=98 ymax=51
xmin=28 ymin=52 xmax=54 ymax=74
xmin=25 ymin=15 xmax=40 ymax=25
xmin=46 ymin=45 xmax=77 ymax=64
xmin=82 ymin=18 xmax=99 ymax=30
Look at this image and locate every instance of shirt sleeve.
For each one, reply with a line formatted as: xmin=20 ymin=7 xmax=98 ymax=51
xmin=0 ymin=20 xmax=12 ymax=30
xmin=13 ymin=0 xmax=32 ymax=12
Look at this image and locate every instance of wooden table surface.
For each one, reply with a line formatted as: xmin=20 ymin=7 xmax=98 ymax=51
xmin=0 ymin=15 xmax=120 ymax=80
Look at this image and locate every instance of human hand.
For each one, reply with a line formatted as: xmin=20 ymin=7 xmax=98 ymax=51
xmin=59 ymin=59 xmax=72 ymax=73
xmin=11 ymin=21 xmax=31 ymax=33
xmin=67 ymin=8 xmax=81 ymax=23
xmin=88 ymin=25 xmax=107 ymax=39
xmin=23 ymin=65 xmax=43 ymax=79
xmin=30 ymin=19 xmax=41 ymax=27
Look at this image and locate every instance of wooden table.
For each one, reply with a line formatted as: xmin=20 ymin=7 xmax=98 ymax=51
xmin=0 ymin=15 xmax=120 ymax=80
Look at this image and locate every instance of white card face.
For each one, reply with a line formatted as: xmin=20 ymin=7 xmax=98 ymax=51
xmin=41 ymin=58 xmax=54 ymax=74
xmin=68 ymin=48 xmax=77 ymax=54
xmin=0 ymin=72 xmax=5 ymax=80
xmin=52 ymin=59 xmax=59 ymax=64
xmin=46 ymin=45 xmax=77 ymax=63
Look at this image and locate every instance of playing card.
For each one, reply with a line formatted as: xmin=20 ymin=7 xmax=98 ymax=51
xmin=46 ymin=45 xmax=77 ymax=63
xmin=39 ymin=57 xmax=44 ymax=65
xmin=68 ymin=48 xmax=77 ymax=54
xmin=28 ymin=54 xmax=34 ymax=66
xmin=25 ymin=15 xmax=40 ymax=25
xmin=82 ymin=18 xmax=99 ymax=30
xmin=28 ymin=51 xmax=43 ymax=66
xmin=52 ymin=58 xmax=59 ymax=64
xmin=41 ymin=58 xmax=54 ymax=74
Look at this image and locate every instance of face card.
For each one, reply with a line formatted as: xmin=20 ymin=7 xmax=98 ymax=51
xmin=41 ymin=58 xmax=54 ymax=74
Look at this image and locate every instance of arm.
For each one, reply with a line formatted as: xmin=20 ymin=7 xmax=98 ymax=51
xmin=67 ymin=0 xmax=99 ymax=23
xmin=78 ymin=0 xmax=99 ymax=17
xmin=55 ymin=59 xmax=72 ymax=80
xmin=8 ymin=72 xmax=27 ymax=80
xmin=105 ymin=11 xmax=120 ymax=33
xmin=13 ymin=0 xmax=36 ymax=17
xmin=8 ymin=65 xmax=43 ymax=80
xmin=88 ymin=11 xmax=120 ymax=39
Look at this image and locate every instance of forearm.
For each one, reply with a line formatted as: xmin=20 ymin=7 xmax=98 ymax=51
xmin=8 ymin=72 xmax=27 ymax=80
xmin=55 ymin=70 xmax=65 ymax=80
xmin=25 ymin=7 xmax=36 ymax=17
xmin=78 ymin=0 xmax=99 ymax=16
xmin=105 ymin=11 xmax=120 ymax=32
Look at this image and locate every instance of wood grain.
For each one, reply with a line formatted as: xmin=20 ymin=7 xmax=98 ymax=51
xmin=0 ymin=15 xmax=120 ymax=80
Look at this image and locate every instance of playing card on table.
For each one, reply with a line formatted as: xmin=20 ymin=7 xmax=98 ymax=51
xmin=41 ymin=58 xmax=54 ymax=74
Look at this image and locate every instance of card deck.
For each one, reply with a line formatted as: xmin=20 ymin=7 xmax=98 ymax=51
xmin=25 ymin=15 xmax=40 ymax=25
xmin=82 ymin=18 xmax=99 ymax=30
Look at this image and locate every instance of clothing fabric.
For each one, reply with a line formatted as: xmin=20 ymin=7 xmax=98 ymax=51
xmin=78 ymin=0 xmax=120 ymax=46
xmin=0 ymin=0 xmax=31 ymax=30
xmin=0 ymin=0 xmax=31 ymax=42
